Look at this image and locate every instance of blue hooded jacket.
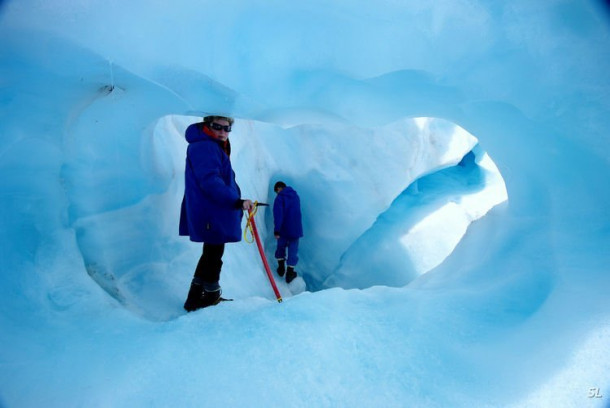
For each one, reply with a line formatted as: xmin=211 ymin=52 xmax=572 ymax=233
xmin=273 ymin=186 xmax=303 ymax=239
xmin=179 ymin=122 xmax=243 ymax=244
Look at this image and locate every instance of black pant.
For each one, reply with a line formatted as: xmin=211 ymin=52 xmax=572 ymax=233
xmin=193 ymin=243 xmax=225 ymax=287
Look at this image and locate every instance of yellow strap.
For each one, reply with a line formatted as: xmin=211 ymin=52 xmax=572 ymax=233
xmin=243 ymin=201 xmax=259 ymax=243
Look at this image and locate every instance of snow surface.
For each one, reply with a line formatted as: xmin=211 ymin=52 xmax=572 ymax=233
xmin=1 ymin=0 xmax=609 ymax=407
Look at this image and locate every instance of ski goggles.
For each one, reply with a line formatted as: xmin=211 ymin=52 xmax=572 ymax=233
xmin=209 ymin=122 xmax=232 ymax=132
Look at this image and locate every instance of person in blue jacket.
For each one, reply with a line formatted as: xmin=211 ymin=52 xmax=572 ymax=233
xmin=179 ymin=115 xmax=253 ymax=312
xmin=273 ymin=181 xmax=303 ymax=283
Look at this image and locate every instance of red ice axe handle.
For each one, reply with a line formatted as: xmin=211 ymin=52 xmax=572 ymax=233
xmin=247 ymin=206 xmax=283 ymax=303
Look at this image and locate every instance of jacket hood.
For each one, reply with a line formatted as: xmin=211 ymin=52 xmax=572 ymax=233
xmin=185 ymin=123 xmax=231 ymax=156
xmin=185 ymin=123 xmax=210 ymax=144
xmin=280 ymin=186 xmax=298 ymax=197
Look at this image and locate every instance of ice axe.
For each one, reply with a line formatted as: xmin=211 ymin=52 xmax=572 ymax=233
xmin=244 ymin=201 xmax=282 ymax=303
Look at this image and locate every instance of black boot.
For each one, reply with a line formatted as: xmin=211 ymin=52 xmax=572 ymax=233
xmin=277 ymin=259 xmax=285 ymax=277
xmin=200 ymin=289 xmax=222 ymax=308
xmin=184 ymin=280 xmax=204 ymax=312
xmin=286 ymin=266 xmax=297 ymax=284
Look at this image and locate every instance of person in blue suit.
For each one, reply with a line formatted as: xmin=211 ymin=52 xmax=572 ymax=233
xmin=179 ymin=115 xmax=253 ymax=311
xmin=273 ymin=181 xmax=303 ymax=283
